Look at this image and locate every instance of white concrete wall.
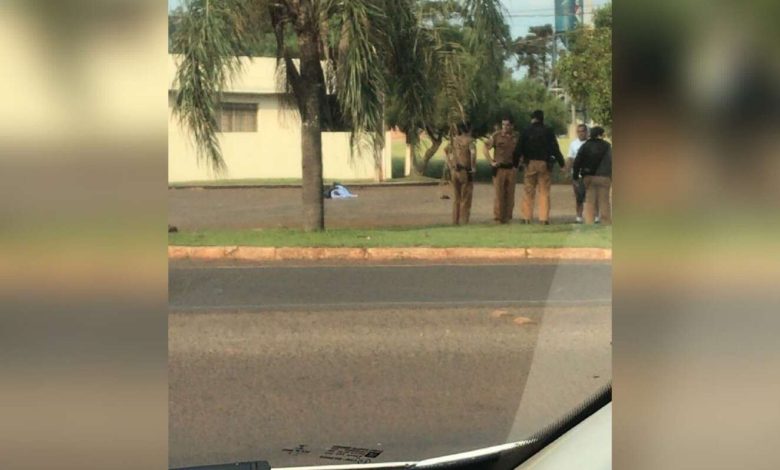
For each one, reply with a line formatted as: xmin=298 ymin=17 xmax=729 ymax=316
xmin=168 ymin=93 xmax=391 ymax=183
xmin=168 ymin=54 xmax=391 ymax=183
xmin=168 ymin=55 xmax=282 ymax=94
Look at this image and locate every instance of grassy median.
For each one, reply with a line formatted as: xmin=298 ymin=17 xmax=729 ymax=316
xmin=169 ymin=223 xmax=611 ymax=248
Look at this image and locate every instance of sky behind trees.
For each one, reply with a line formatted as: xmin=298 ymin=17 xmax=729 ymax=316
xmin=166 ymin=0 xmax=609 ymax=47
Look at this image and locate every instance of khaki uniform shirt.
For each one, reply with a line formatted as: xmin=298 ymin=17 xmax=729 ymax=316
xmin=486 ymin=131 xmax=519 ymax=165
xmin=446 ymin=135 xmax=476 ymax=169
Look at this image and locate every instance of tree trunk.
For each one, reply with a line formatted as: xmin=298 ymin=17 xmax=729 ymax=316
xmin=374 ymin=95 xmax=385 ymax=182
xmin=404 ymin=142 xmax=412 ymax=177
xmin=299 ymin=30 xmax=325 ymax=231
xmin=300 ymin=97 xmax=324 ymax=231
xmin=413 ymin=137 xmax=442 ymax=176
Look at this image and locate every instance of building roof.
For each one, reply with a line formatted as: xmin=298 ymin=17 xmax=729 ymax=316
xmin=168 ymin=54 xmax=286 ymax=94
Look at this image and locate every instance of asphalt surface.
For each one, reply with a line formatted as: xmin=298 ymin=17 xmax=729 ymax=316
xmin=168 ymin=184 xmax=579 ymax=230
xmin=169 ymin=262 xmax=612 ymax=468
xmin=169 ymin=262 xmax=611 ymax=311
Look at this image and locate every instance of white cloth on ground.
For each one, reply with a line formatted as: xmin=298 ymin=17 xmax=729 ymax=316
xmin=330 ymin=184 xmax=358 ymax=199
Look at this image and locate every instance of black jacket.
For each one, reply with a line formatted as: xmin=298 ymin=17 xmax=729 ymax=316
xmin=573 ymin=138 xmax=612 ymax=179
xmin=516 ymin=123 xmax=565 ymax=168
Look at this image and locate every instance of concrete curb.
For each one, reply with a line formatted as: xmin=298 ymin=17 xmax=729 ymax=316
xmin=168 ymin=246 xmax=611 ymax=261
xmin=169 ymin=181 xmax=439 ymax=190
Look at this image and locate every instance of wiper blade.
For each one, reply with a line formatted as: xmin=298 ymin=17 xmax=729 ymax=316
xmin=172 ymin=462 xmax=271 ymax=470
xmin=174 ymin=384 xmax=611 ymax=470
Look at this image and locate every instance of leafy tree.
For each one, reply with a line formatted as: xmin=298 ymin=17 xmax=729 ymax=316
xmin=514 ymin=24 xmax=554 ymax=87
xmin=555 ymin=3 xmax=612 ymax=129
xmin=384 ymin=0 xmax=511 ymax=175
xmin=497 ymin=78 xmax=569 ymax=135
xmin=169 ymin=6 xmax=299 ymax=57
xmin=172 ymin=0 xmax=434 ymax=231
xmin=172 ymin=0 xmax=511 ymax=229
xmin=168 ymin=9 xmax=180 ymax=53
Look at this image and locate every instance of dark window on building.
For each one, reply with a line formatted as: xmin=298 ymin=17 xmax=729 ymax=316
xmin=218 ymin=102 xmax=258 ymax=132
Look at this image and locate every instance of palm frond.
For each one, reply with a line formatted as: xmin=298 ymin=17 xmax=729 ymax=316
xmin=462 ymin=0 xmax=511 ymax=76
xmin=333 ymin=0 xmax=389 ymax=159
xmin=171 ymin=0 xmax=257 ymax=173
xmin=426 ymin=24 xmax=469 ymax=125
xmin=268 ymin=3 xmax=302 ymax=126
xmin=382 ymin=0 xmax=436 ymax=144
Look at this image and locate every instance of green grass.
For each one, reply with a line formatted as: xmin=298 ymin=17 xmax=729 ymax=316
xmin=169 ymin=224 xmax=612 ymax=248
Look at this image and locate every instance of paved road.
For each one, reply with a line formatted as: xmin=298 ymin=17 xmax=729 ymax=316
xmin=168 ymin=184 xmax=579 ymax=230
xmin=169 ymin=262 xmax=612 ymax=468
xmin=169 ymin=262 xmax=611 ymax=311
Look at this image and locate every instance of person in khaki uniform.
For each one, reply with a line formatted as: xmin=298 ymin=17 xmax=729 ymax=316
xmin=517 ymin=110 xmax=565 ymax=224
xmin=484 ymin=117 xmax=519 ymax=224
xmin=573 ymin=126 xmax=612 ymax=224
xmin=444 ymin=122 xmax=477 ymax=225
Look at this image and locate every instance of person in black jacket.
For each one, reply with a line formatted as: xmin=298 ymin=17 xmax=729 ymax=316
xmin=516 ymin=110 xmax=566 ymax=224
xmin=573 ymin=126 xmax=612 ymax=225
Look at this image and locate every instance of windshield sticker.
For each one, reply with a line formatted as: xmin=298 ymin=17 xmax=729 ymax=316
xmin=320 ymin=445 xmax=383 ymax=463
xmin=282 ymin=444 xmax=311 ymax=456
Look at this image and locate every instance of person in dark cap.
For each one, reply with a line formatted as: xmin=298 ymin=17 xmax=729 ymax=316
xmin=516 ymin=109 xmax=566 ymax=224
xmin=573 ymin=126 xmax=612 ymax=224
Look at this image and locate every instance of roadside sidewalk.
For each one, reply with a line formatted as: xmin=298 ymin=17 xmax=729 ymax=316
xmin=168 ymin=246 xmax=611 ymax=261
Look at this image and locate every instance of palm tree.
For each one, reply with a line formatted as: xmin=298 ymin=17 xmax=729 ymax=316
xmin=515 ymin=24 xmax=554 ymax=87
xmin=386 ymin=0 xmax=512 ymax=176
xmin=171 ymin=0 xmax=508 ymax=231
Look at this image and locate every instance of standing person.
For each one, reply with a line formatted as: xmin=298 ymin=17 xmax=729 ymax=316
xmin=489 ymin=122 xmax=501 ymax=183
xmin=573 ymin=126 xmax=612 ymax=225
xmin=484 ymin=117 xmax=519 ymax=224
xmin=567 ymin=124 xmax=589 ymax=223
xmin=444 ymin=122 xmax=476 ymax=225
xmin=518 ymin=110 xmax=566 ymax=224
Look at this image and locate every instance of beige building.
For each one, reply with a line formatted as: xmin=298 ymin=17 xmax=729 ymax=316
xmin=168 ymin=55 xmax=392 ymax=183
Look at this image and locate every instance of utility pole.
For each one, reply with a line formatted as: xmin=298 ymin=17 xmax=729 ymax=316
xmin=583 ymin=0 xmax=593 ymax=26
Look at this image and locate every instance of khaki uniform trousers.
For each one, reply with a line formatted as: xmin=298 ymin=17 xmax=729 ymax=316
xmin=522 ymin=160 xmax=552 ymax=222
xmin=493 ymin=167 xmax=516 ymax=223
xmin=583 ymin=176 xmax=612 ymax=224
xmin=451 ymin=169 xmax=473 ymax=225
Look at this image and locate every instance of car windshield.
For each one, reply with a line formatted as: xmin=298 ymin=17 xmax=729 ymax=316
xmin=169 ymin=260 xmax=611 ymax=468
xmin=167 ymin=1 xmax=613 ymax=468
